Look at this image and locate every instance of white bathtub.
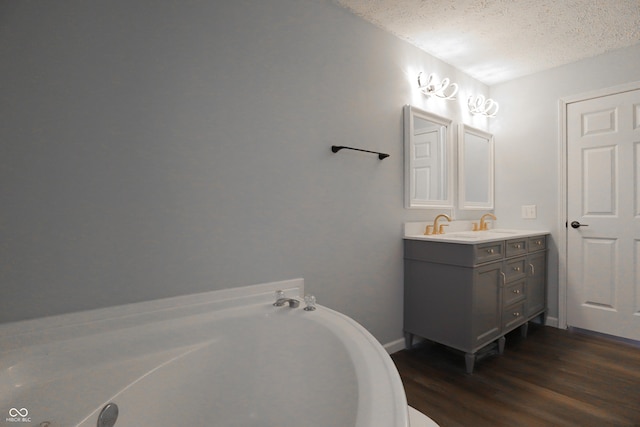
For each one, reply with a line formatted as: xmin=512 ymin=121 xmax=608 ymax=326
xmin=0 ymin=279 xmax=412 ymax=427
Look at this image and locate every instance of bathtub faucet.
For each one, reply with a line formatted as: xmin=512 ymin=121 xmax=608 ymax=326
xmin=273 ymin=290 xmax=300 ymax=308
xmin=273 ymin=298 xmax=300 ymax=308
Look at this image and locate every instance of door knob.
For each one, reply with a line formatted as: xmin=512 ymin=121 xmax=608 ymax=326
xmin=570 ymin=221 xmax=589 ymax=229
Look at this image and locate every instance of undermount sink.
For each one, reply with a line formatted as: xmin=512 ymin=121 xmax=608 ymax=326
xmin=438 ymin=232 xmax=485 ymax=239
xmin=485 ymin=229 xmax=519 ymax=234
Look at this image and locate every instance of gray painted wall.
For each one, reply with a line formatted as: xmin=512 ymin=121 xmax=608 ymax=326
xmin=0 ymin=0 xmax=487 ymax=345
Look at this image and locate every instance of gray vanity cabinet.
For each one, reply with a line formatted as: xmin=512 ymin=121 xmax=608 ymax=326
xmin=403 ymin=234 xmax=548 ymax=373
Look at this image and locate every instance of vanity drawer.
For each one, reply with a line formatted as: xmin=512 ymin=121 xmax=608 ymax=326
xmin=504 ymin=257 xmax=527 ymax=282
xmin=502 ymin=302 xmax=526 ymax=331
xmin=528 ymin=236 xmax=546 ymax=252
xmin=505 ymin=238 xmax=528 ymax=257
xmin=474 ymin=242 xmax=504 ymax=264
xmin=503 ymin=280 xmax=526 ymax=307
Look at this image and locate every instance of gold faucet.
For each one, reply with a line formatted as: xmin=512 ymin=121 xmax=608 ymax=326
xmin=425 ymin=214 xmax=452 ymax=235
xmin=479 ymin=213 xmax=497 ymax=231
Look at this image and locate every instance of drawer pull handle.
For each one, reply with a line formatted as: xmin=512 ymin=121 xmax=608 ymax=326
xmin=512 ymin=289 xmax=521 ymax=294
xmin=513 ymin=312 xmax=520 ymax=317
xmin=514 ymin=244 xmax=522 ymax=249
xmin=500 ymin=272 xmax=506 ymax=285
xmin=487 ymin=248 xmax=495 ymax=254
xmin=513 ymin=267 xmax=521 ymax=272
xmin=535 ymin=240 xmax=542 ymax=245
xmin=529 ymin=263 xmax=535 ymax=275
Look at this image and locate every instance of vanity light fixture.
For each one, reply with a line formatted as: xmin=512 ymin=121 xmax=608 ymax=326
xmin=417 ymin=72 xmax=458 ymax=100
xmin=468 ymin=95 xmax=499 ymax=117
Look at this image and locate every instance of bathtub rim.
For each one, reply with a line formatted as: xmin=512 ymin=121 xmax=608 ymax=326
xmin=0 ymin=279 xmax=303 ymax=352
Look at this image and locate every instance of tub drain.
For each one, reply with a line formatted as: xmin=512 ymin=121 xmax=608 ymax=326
xmin=97 ymin=403 xmax=118 ymax=427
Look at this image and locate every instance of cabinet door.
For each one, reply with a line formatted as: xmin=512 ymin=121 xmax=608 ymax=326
xmin=526 ymin=251 xmax=546 ymax=317
xmin=472 ymin=262 xmax=502 ymax=348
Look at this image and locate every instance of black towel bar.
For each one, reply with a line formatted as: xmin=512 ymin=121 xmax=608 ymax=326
xmin=331 ymin=145 xmax=389 ymax=160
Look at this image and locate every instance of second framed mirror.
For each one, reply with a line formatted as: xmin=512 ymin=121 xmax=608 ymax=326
xmin=458 ymin=124 xmax=494 ymax=210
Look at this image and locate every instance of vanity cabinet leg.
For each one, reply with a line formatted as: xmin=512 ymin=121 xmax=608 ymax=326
xmin=521 ymin=322 xmax=529 ymax=338
xmin=498 ymin=336 xmax=506 ymax=355
xmin=465 ymin=353 xmax=475 ymax=374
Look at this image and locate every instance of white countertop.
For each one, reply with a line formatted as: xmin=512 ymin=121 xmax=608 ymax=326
xmin=404 ymin=222 xmax=549 ymax=244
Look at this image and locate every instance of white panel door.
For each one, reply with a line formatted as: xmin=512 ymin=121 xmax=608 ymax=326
xmin=566 ymin=88 xmax=640 ymax=340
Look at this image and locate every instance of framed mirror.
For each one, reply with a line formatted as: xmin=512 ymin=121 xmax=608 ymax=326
xmin=403 ymin=105 xmax=453 ymax=209
xmin=458 ymin=124 xmax=494 ymax=210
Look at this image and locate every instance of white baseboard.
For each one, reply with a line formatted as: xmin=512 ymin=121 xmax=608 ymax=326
xmin=545 ymin=316 xmax=559 ymax=328
xmin=384 ymin=337 xmax=406 ymax=354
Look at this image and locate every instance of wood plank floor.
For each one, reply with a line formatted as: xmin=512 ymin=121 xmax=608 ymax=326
xmin=391 ymin=324 xmax=640 ymax=427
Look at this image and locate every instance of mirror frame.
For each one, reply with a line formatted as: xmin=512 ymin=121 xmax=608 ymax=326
xmin=458 ymin=123 xmax=495 ymax=210
xmin=403 ymin=105 xmax=454 ymax=209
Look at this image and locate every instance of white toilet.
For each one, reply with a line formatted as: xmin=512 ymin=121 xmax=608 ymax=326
xmin=409 ymin=406 xmax=439 ymax=427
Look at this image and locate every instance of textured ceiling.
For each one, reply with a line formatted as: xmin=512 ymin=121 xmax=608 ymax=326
xmin=334 ymin=0 xmax=640 ymax=85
